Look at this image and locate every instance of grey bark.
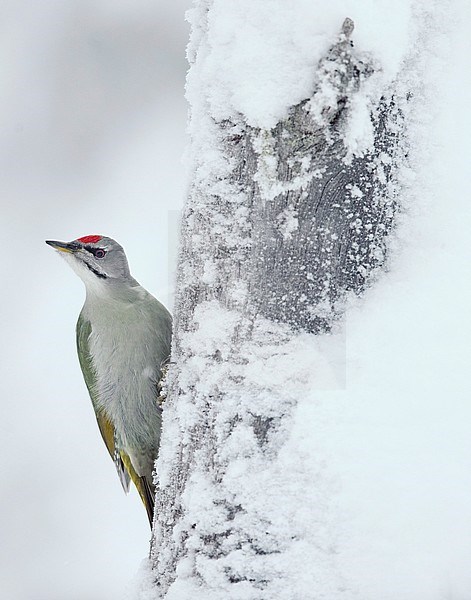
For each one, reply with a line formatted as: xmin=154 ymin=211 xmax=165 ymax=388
xmin=148 ymin=17 xmax=405 ymax=598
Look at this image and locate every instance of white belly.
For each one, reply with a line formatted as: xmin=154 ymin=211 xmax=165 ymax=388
xmin=86 ymin=299 xmax=162 ymax=472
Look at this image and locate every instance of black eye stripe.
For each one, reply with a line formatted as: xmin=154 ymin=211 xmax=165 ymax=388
xmin=85 ymin=263 xmax=107 ymax=279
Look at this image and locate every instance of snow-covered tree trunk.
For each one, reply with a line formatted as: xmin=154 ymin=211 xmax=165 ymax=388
xmin=147 ymin=6 xmax=406 ymax=599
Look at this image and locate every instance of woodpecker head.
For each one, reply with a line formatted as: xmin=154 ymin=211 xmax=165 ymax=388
xmin=46 ymin=235 xmax=133 ymax=289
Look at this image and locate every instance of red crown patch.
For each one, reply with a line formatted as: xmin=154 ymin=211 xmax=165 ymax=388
xmin=77 ymin=235 xmax=103 ymax=244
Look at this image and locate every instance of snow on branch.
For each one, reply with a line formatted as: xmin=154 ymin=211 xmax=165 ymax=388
xmin=145 ymin=9 xmax=407 ymax=599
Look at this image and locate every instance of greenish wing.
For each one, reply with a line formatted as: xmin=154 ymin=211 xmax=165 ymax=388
xmin=76 ymin=312 xmax=131 ymax=493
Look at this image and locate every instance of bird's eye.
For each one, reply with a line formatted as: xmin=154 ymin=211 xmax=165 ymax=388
xmin=94 ymin=249 xmax=106 ymax=259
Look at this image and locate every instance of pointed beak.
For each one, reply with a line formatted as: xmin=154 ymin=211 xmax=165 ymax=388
xmin=45 ymin=240 xmax=80 ymax=253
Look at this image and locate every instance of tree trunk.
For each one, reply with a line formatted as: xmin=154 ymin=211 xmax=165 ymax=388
xmin=148 ymin=10 xmax=406 ymax=599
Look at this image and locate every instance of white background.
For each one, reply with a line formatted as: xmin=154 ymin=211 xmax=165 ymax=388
xmin=1 ymin=1 xmax=189 ymax=598
xmin=1 ymin=1 xmax=471 ymax=599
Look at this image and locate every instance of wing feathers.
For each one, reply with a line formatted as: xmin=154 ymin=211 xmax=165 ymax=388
xmin=76 ymin=311 xmax=155 ymax=526
xmin=119 ymin=451 xmax=155 ymax=526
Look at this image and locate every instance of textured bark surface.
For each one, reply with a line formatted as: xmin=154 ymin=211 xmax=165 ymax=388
xmin=148 ymin=16 xmax=405 ymax=598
